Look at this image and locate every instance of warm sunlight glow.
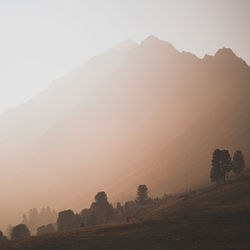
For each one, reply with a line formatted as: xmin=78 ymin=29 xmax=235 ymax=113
xmin=0 ymin=0 xmax=250 ymax=114
xmin=0 ymin=1 xmax=250 ymax=248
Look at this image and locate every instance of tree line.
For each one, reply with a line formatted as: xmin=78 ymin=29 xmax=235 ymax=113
xmin=1 ymin=150 xmax=247 ymax=241
xmin=0 ymin=184 xmax=152 ymax=240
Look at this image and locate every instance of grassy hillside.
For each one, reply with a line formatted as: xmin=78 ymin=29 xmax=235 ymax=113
xmin=1 ymin=170 xmax=250 ymax=250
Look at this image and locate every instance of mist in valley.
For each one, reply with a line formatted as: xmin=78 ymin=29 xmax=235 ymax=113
xmin=0 ymin=1 xmax=250 ymax=249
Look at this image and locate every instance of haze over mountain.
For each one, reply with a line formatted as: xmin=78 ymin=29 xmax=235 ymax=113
xmin=0 ymin=36 xmax=250 ymax=229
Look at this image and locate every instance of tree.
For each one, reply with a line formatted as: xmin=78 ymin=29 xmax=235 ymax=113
xmin=211 ymin=149 xmax=223 ymax=184
xmin=90 ymin=192 xmax=114 ymax=224
xmin=0 ymin=231 xmax=7 ymax=241
xmin=57 ymin=210 xmax=82 ymax=232
xmin=116 ymin=202 xmax=123 ymax=214
xmin=28 ymin=208 xmax=39 ymax=224
xmin=116 ymin=202 xmax=122 ymax=210
xmin=46 ymin=223 xmax=56 ymax=233
xmin=124 ymin=201 xmax=136 ymax=216
xmin=86 ymin=210 xmax=97 ymax=226
xmin=79 ymin=192 xmax=114 ymax=227
xmin=232 ymin=150 xmax=245 ymax=174
xmin=37 ymin=224 xmax=56 ymax=235
xmin=80 ymin=208 xmax=96 ymax=226
xmin=221 ymin=149 xmax=232 ymax=182
xmin=210 ymin=149 xmax=232 ymax=184
xmin=136 ymin=185 xmax=150 ymax=205
xmin=11 ymin=224 xmax=30 ymax=240
xmin=5 ymin=225 xmax=12 ymax=239
xmin=95 ymin=192 xmax=109 ymax=208
xmin=36 ymin=225 xmax=46 ymax=235
xmin=22 ymin=207 xmax=57 ymax=234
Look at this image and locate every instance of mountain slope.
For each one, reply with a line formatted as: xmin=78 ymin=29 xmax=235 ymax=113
xmin=0 ymin=36 xmax=250 ymax=229
xmin=24 ymin=37 xmax=250 ymax=203
xmin=0 ymin=41 xmax=137 ymax=154
xmin=0 ymin=41 xmax=138 ymax=228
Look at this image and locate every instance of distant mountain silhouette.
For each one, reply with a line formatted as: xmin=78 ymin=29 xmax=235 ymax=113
xmin=0 ymin=36 xmax=250 ymax=228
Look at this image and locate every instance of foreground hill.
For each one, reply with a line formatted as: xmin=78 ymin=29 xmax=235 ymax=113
xmin=2 ymin=170 xmax=250 ymax=250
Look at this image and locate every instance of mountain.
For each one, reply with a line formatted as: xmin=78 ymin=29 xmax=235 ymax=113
xmin=0 ymin=40 xmax=138 ymax=155
xmin=0 ymin=40 xmax=138 ymax=228
xmin=0 ymin=36 xmax=250 ymax=229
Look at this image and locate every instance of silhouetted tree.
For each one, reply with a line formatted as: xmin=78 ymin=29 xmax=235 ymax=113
xmin=211 ymin=149 xmax=222 ymax=184
xmin=37 ymin=223 xmax=56 ymax=235
xmin=21 ymin=206 xmax=57 ymax=234
xmin=210 ymin=149 xmax=232 ymax=184
xmin=28 ymin=208 xmax=39 ymax=223
xmin=87 ymin=210 xmax=97 ymax=226
xmin=232 ymin=150 xmax=245 ymax=174
xmin=79 ymin=192 xmax=115 ymax=227
xmin=5 ymin=225 xmax=12 ymax=239
xmin=11 ymin=224 xmax=30 ymax=240
xmin=80 ymin=209 xmax=92 ymax=226
xmin=74 ymin=214 xmax=83 ymax=228
xmin=93 ymin=191 xmax=114 ymax=224
xmin=46 ymin=223 xmax=56 ymax=233
xmin=95 ymin=192 xmax=109 ymax=207
xmin=80 ymin=206 xmax=98 ymax=226
xmin=124 ymin=201 xmax=136 ymax=216
xmin=116 ymin=202 xmax=121 ymax=209
xmin=83 ymin=192 xmax=114 ymax=225
xmin=36 ymin=225 xmax=46 ymax=235
xmin=116 ymin=202 xmax=123 ymax=213
xmin=0 ymin=231 xmax=7 ymax=241
xmin=221 ymin=150 xmax=232 ymax=181
xmin=57 ymin=210 xmax=81 ymax=232
xmin=136 ymin=184 xmax=151 ymax=205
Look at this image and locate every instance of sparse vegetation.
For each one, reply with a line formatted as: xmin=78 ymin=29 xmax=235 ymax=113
xmin=1 ymin=169 xmax=250 ymax=249
xmin=0 ymin=152 xmax=248 ymax=248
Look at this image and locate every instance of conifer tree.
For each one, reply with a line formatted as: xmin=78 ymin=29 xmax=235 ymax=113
xmin=232 ymin=150 xmax=245 ymax=174
xmin=210 ymin=149 xmax=223 ymax=184
xmin=136 ymin=185 xmax=150 ymax=205
xmin=221 ymin=150 xmax=232 ymax=182
xmin=210 ymin=149 xmax=232 ymax=184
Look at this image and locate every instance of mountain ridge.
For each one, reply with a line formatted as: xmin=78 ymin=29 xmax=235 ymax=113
xmin=0 ymin=36 xmax=249 ymax=229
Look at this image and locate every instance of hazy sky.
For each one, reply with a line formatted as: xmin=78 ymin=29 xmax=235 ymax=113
xmin=0 ymin=0 xmax=249 ymax=114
